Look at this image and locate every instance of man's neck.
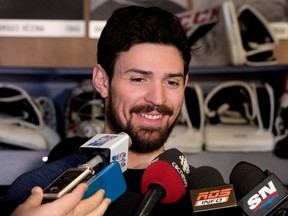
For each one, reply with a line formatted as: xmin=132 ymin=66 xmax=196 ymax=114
xmin=127 ymin=147 xmax=165 ymax=169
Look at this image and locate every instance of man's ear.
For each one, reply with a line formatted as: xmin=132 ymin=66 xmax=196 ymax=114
xmin=93 ymin=64 xmax=109 ymax=98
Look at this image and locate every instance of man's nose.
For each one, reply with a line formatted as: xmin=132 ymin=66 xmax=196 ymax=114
xmin=144 ymin=82 xmax=167 ymax=105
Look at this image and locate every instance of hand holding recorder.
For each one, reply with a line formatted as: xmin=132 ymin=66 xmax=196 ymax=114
xmin=11 ymin=183 xmax=110 ymax=216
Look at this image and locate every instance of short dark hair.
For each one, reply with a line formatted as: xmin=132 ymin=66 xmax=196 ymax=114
xmin=97 ymin=6 xmax=191 ymax=80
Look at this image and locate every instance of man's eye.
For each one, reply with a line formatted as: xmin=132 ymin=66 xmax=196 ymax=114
xmin=131 ymin=77 xmax=145 ymax=83
xmin=166 ymin=80 xmax=180 ymax=87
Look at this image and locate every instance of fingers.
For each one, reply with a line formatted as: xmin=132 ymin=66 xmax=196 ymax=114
xmin=87 ymin=197 xmax=111 ymax=216
xmin=47 ymin=183 xmax=88 ymax=215
xmin=10 ymin=187 xmax=43 ymax=216
xmin=11 ymin=184 xmax=111 ymax=216
xmin=72 ymin=189 xmax=111 ymax=216
xmin=11 ymin=183 xmax=111 ymax=216
xmin=25 ymin=187 xmax=44 ymax=207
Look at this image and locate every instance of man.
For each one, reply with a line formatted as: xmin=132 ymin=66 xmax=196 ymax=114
xmin=2 ymin=6 xmax=193 ymax=215
xmin=94 ymin=5 xmax=191 ymax=168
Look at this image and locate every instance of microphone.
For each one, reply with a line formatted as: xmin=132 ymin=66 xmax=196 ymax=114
xmin=189 ymin=166 xmax=242 ymax=215
xmin=43 ymin=132 xmax=131 ymax=202
xmin=135 ymin=148 xmax=190 ymax=216
xmin=230 ymin=161 xmax=288 ymax=216
xmin=80 ymin=132 xmax=131 ymax=172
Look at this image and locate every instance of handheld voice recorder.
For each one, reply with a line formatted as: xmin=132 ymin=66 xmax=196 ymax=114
xmin=42 ymin=167 xmax=95 ymax=201
xmin=43 ymin=154 xmax=103 ymax=202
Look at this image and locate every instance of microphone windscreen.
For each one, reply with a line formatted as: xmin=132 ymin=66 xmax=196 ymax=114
xmin=229 ymin=161 xmax=266 ymax=199
xmin=189 ymin=166 xmax=225 ymax=189
xmin=141 ymin=148 xmax=190 ymax=203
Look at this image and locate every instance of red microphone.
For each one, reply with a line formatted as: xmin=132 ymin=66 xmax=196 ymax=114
xmin=136 ymin=148 xmax=190 ymax=215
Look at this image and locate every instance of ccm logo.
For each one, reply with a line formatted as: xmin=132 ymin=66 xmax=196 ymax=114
xmin=195 ymin=188 xmax=232 ymax=207
xmin=178 ymin=7 xmax=219 ymax=35
xmin=247 ymin=181 xmax=278 ymax=211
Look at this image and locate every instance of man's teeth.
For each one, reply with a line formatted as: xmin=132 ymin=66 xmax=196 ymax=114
xmin=140 ymin=113 xmax=162 ymax=120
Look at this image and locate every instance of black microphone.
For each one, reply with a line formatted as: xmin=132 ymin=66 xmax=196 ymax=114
xmin=230 ymin=161 xmax=288 ymax=216
xmin=189 ymin=166 xmax=243 ymax=215
xmin=135 ymin=148 xmax=190 ymax=216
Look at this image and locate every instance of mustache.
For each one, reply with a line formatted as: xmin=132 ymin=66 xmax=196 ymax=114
xmin=130 ymin=104 xmax=173 ymax=116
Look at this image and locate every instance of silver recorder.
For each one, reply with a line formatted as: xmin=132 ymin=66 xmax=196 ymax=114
xmin=42 ymin=167 xmax=95 ymax=201
xmin=43 ymin=155 xmax=103 ymax=202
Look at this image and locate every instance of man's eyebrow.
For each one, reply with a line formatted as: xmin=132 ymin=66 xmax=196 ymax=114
xmin=125 ymin=69 xmax=184 ymax=78
xmin=166 ymin=72 xmax=185 ymax=79
xmin=125 ymin=68 xmax=153 ymax=75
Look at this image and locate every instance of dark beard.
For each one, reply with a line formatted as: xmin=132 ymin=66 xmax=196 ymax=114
xmin=105 ymin=92 xmax=178 ymax=154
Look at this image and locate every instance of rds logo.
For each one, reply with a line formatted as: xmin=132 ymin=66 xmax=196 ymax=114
xmin=247 ymin=181 xmax=279 ymax=213
xmin=195 ymin=188 xmax=232 ymax=206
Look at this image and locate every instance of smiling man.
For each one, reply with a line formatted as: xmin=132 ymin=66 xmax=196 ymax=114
xmin=93 ymin=6 xmax=191 ymax=171
xmin=2 ymin=6 xmax=194 ymax=216
xmin=92 ymin=6 xmax=194 ymax=215
xmin=94 ymin=43 xmax=187 ymax=168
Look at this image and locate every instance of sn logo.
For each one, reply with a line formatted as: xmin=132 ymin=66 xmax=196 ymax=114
xmin=247 ymin=181 xmax=277 ymax=210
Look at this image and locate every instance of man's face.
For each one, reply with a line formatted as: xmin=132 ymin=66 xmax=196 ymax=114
xmin=106 ymin=43 xmax=187 ymax=153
